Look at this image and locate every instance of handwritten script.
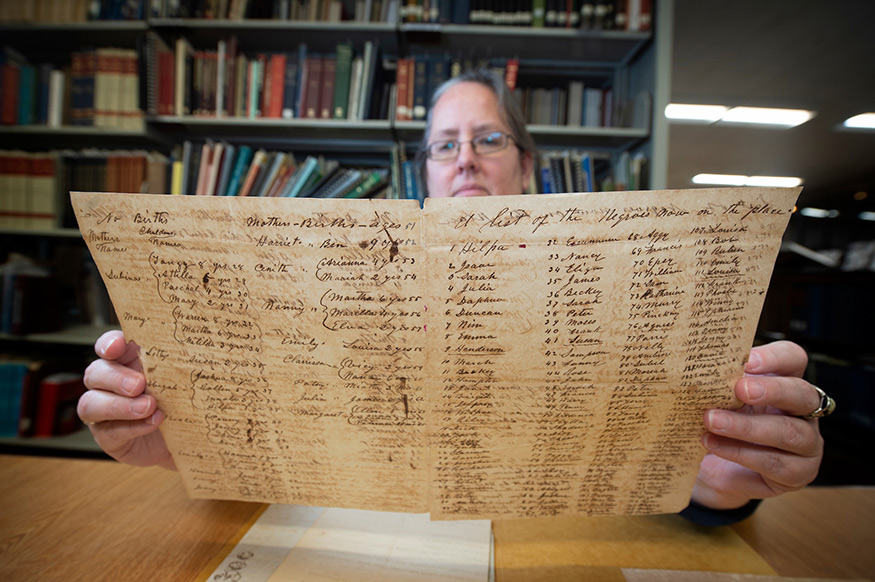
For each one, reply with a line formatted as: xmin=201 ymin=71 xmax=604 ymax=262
xmin=72 ymin=188 xmax=799 ymax=519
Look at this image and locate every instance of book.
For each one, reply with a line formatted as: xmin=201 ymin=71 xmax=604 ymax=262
xmin=253 ymin=151 xmax=287 ymax=197
xmin=394 ymin=57 xmax=411 ymax=121
xmin=175 ymin=37 xmax=195 ymax=116
xmin=0 ymin=361 xmax=28 ymax=438
xmin=357 ymin=40 xmax=376 ymax=120
xmin=204 ymin=141 xmax=225 ymax=196
xmin=411 ymin=56 xmax=427 ymax=120
xmin=319 ymin=55 xmax=336 ymax=119
xmin=303 ymin=56 xmax=322 ymax=119
xmin=310 ymin=167 xmax=362 ymax=198
xmin=28 ymin=152 xmax=58 ymax=228
xmin=224 ymin=145 xmax=254 ymax=197
xmin=281 ymin=155 xmax=319 ymax=198
xmin=281 ymin=50 xmax=300 ymax=119
xmin=346 ymin=56 xmax=363 ymax=121
xmin=194 ymin=142 xmax=213 ymax=195
xmin=214 ymin=143 xmax=236 ymax=196
xmin=265 ymin=52 xmax=286 ymax=118
xmin=237 ymin=148 xmax=268 ymax=197
xmin=332 ymin=43 xmax=353 ymax=119
xmin=46 ymin=69 xmax=64 ymax=127
xmin=343 ymin=168 xmax=387 ymax=199
xmin=33 ymin=372 xmax=86 ymax=437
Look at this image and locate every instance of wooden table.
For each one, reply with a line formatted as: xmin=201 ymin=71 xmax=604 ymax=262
xmin=0 ymin=454 xmax=872 ymax=581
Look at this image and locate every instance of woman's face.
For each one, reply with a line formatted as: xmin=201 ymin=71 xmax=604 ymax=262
xmin=425 ymin=82 xmax=533 ymax=198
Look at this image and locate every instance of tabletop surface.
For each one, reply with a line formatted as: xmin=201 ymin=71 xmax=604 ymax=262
xmin=1 ymin=454 xmax=872 ymax=582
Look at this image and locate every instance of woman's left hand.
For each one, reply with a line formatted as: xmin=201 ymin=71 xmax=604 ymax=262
xmin=691 ymin=340 xmax=825 ymax=510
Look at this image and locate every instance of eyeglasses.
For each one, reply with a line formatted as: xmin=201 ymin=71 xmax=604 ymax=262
xmin=426 ymin=131 xmax=515 ymax=161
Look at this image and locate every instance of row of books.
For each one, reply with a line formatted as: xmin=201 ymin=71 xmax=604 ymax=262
xmin=0 ymin=46 xmax=144 ymax=130
xmin=1 ymin=0 xmax=650 ymax=29
xmin=0 ymin=151 xmax=58 ymax=229
xmin=533 ymin=149 xmax=648 ymax=194
xmin=520 ymin=83 xmax=612 ymax=128
xmin=0 ymin=149 xmax=170 ymax=230
xmin=0 ymin=357 xmax=87 ymax=439
xmin=3 ymin=143 xmax=647 ymax=233
xmin=145 ymin=1 xmax=651 ymax=30
xmin=152 ymin=0 xmax=399 ymax=22
xmin=0 ymin=47 xmax=65 ymax=127
xmin=403 ymin=0 xmax=652 ymax=31
xmin=0 ymin=0 xmax=146 ymax=23
xmin=145 ymin=35 xmax=388 ymax=120
xmin=172 ymin=140 xmax=393 ymax=199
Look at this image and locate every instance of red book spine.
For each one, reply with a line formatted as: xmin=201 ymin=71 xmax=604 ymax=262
xmin=319 ymin=56 xmax=335 ymax=120
xmin=267 ymin=53 xmax=287 ymax=119
xmin=505 ymin=58 xmax=519 ymax=91
xmin=304 ymin=57 xmax=322 ymax=119
xmin=34 ymin=373 xmax=86 ymax=437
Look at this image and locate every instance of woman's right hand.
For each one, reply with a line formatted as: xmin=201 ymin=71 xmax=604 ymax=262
xmin=78 ymin=330 xmax=175 ymax=470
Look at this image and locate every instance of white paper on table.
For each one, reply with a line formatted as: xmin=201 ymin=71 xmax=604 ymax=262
xmin=207 ymin=505 xmax=322 ymax=582
xmin=267 ymin=507 xmax=492 ymax=582
xmin=207 ymin=505 xmax=492 ymax=582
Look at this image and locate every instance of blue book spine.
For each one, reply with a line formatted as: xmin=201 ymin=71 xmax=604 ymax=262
xmin=18 ymin=64 xmax=35 ymax=125
xmin=293 ymin=44 xmax=308 ymax=119
xmin=225 ymin=146 xmax=253 ymax=197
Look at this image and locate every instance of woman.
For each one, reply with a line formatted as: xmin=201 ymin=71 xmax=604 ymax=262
xmin=80 ymin=69 xmax=828 ymax=522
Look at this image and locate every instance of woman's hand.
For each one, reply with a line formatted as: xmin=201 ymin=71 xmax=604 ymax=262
xmin=78 ymin=330 xmax=175 ymax=470
xmin=692 ymin=341 xmax=824 ymax=510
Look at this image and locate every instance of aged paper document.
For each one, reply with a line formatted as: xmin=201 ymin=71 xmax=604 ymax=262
xmin=72 ymin=187 xmax=799 ymax=519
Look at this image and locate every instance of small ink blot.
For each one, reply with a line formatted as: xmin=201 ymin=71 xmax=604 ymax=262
xmin=519 ymin=244 xmax=526 ymax=248
xmin=359 ymin=241 xmax=369 ymax=249
xmin=389 ymin=242 xmax=399 ymax=262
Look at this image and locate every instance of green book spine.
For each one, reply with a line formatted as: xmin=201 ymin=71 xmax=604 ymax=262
xmin=343 ymin=170 xmax=386 ymax=199
xmin=333 ymin=43 xmax=353 ymax=119
xmin=532 ymin=0 xmax=546 ymax=27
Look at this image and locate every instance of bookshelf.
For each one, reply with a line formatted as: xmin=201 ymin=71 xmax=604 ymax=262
xmin=0 ymin=0 xmax=673 ymax=455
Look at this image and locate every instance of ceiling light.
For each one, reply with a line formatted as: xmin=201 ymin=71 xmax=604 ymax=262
xmin=692 ymin=174 xmax=747 ymax=186
xmin=692 ymin=174 xmax=802 ymax=187
xmin=665 ymin=103 xmax=728 ymax=123
xmin=720 ymin=107 xmax=815 ymax=128
xmin=799 ymin=207 xmax=839 ymax=218
xmin=843 ymin=113 xmax=875 ymax=129
xmin=745 ymin=176 xmax=803 ymax=187
xmin=859 ymin=211 xmax=875 ymax=221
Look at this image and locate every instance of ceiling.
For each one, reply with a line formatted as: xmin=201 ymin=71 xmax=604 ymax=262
xmin=667 ymin=0 xmax=875 ymax=212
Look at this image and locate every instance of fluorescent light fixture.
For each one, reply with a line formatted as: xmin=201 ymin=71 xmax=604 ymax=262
xmin=692 ymin=173 xmax=747 ymax=186
xmin=665 ymin=103 xmax=728 ymax=122
xmin=799 ymin=207 xmax=839 ymax=218
xmin=843 ymin=113 xmax=875 ymax=129
xmin=859 ymin=211 xmax=875 ymax=221
xmin=720 ymin=106 xmax=815 ymax=127
xmin=745 ymin=176 xmax=803 ymax=187
xmin=666 ymin=104 xmax=816 ymax=128
xmin=692 ymin=174 xmax=802 ymax=187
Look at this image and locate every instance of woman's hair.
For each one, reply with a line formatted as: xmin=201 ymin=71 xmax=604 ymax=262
xmin=414 ymin=68 xmax=536 ymax=194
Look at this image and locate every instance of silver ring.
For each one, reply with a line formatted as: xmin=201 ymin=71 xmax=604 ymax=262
xmin=803 ymin=385 xmax=836 ymax=419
